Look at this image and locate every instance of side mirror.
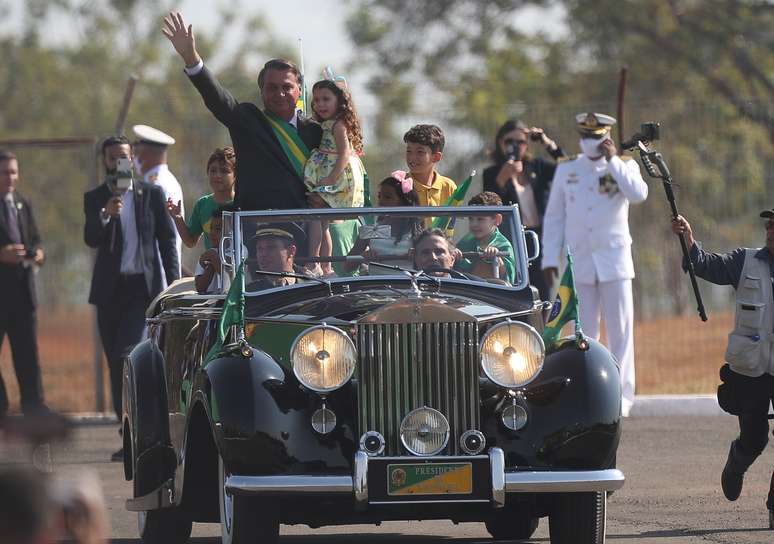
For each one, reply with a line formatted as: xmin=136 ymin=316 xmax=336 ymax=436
xmin=524 ymin=230 xmax=540 ymax=262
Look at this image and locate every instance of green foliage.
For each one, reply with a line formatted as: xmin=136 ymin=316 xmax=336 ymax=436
xmin=346 ymin=0 xmax=774 ymax=316
xmin=0 ymin=2 xmax=288 ymax=306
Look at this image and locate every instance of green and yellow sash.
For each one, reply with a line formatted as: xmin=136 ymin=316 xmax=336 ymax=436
xmin=265 ymin=110 xmax=311 ymax=178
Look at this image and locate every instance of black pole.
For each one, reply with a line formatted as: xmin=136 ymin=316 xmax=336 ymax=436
xmin=637 ymin=144 xmax=708 ymax=321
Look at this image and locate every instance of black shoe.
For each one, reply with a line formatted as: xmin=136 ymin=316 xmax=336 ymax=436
xmin=111 ymin=447 xmax=124 ymax=462
xmin=769 ymin=509 xmax=773 ymax=530
xmin=721 ymin=444 xmax=745 ymax=501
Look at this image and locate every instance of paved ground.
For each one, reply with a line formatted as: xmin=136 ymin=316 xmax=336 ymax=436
xmin=3 ymin=416 xmax=774 ymax=543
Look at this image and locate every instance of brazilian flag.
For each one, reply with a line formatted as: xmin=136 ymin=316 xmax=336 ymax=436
xmin=431 ymin=171 xmax=475 ymax=231
xmin=218 ymin=259 xmax=246 ymax=343
xmin=542 ymin=252 xmax=580 ymax=347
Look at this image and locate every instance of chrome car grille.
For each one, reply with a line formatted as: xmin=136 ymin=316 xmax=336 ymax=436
xmin=356 ymin=322 xmax=480 ymax=455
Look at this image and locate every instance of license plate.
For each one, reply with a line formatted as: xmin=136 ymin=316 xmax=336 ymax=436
xmin=387 ymin=462 xmax=473 ymax=496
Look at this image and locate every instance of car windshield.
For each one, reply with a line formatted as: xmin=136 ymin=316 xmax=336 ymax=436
xmin=219 ymin=206 xmax=530 ymax=295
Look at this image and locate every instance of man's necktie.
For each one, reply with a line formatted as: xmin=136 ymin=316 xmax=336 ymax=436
xmin=4 ymin=197 xmax=22 ymax=244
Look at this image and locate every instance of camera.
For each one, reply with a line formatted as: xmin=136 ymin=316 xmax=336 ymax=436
xmin=107 ymin=157 xmax=133 ymax=195
xmin=640 ymin=122 xmax=660 ymax=142
xmin=25 ymin=247 xmax=36 ymax=259
xmin=621 ymin=122 xmax=661 ymax=150
xmin=529 ymin=131 xmax=542 ymax=142
xmin=504 ymin=143 xmax=517 ymax=161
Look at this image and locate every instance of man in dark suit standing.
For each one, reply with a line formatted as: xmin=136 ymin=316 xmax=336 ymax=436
xmin=84 ymin=136 xmax=179 ymax=460
xmin=0 ymin=150 xmax=47 ymax=418
xmin=163 ymin=12 xmax=322 ymax=211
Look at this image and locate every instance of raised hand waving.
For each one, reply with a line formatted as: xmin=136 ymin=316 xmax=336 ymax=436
xmin=162 ymin=12 xmax=201 ymax=67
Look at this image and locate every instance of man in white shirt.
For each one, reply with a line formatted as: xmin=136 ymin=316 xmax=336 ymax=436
xmin=132 ymin=124 xmax=184 ymax=277
xmin=542 ymin=113 xmax=648 ymax=417
xmin=83 ymin=135 xmax=179 ymax=461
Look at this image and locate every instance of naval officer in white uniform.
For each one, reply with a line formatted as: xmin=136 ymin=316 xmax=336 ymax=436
xmin=542 ymin=112 xmax=648 ymax=416
xmin=132 ymin=124 xmax=184 ymax=277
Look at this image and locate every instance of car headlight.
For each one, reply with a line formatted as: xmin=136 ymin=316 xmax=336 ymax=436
xmin=291 ymin=325 xmax=356 ymax=393
xmin=480 ymin=321 xmax=545 ymax=388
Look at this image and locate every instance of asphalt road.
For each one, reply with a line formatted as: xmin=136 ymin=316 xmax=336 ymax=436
xmin=3 ymin=416 xmax=774 ymax=543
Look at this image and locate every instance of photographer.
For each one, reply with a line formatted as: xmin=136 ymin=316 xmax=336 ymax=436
xmin=0 ymin=150 xmax=47 ymax=419
xmin=672 ymin=212 xmax=774 ymax=528
xmin=83 ymin=136 xmax=179 ymax=461
xmin=482 ymin=119 xmax=564 ymax=301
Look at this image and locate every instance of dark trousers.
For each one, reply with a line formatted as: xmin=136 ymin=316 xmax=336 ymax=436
xmin=95 ymin=274 xmax=149 ymax=420
xmin=730 ymin=372 xmax=774 ymax=509
xmin=0 ymin=298 xmax=44 ymax=416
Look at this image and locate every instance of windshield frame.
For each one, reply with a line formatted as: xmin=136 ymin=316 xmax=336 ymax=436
xmin=221 ymin=205 xmax=531 ymax=294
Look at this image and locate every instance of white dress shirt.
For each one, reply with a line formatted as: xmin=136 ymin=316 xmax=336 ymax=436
xmin=117 ymin=183 xmax=142 ymax=274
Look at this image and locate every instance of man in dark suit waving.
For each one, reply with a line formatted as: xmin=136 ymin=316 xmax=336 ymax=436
xmin=0 ymin=150 xmax=47 ymax=418
xmin=163 ymin=11 xmax=322 ymax=211
xmin=84 ymin=136 xmax=179 ymax=460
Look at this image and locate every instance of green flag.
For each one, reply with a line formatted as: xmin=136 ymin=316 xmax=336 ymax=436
xmin=431 ymin=171 xmax=475 ymax=231
xmin=218 ymin=260 xmax=246 ymax=343
xmin=542 ymin=252 xmax=580 ymax=347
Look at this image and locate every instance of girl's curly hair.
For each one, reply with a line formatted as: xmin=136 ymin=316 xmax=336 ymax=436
xmin=311 ymin=80 xmax=363 ymax=154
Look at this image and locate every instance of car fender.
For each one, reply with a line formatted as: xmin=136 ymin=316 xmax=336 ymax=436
xmin=483 ymin=338 xmax=621 ymax=469
xmin=123 ymin=339 xmax=176 ymax=497
xmin=201 ymin=348 xmax=355 ymax=476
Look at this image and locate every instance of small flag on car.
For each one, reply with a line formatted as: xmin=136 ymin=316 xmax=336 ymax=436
xmin=542 ymin=250 xmax=583 ymax=348
xmin=218 ymin=259 xmax=246 ymax=343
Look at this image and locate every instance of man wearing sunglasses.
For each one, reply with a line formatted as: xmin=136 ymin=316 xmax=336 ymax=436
xmin=672 ymin=211 xmax=774 ymax=529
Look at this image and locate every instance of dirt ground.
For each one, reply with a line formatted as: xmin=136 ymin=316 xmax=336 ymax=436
xmin=0 ymin=307 xmax=733 ymax=413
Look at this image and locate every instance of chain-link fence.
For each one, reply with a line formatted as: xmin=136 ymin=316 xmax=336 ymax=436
xmin=1 ymin=97 xmax=771 ymax=412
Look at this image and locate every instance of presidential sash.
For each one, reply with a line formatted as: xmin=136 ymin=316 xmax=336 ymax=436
xmin=265 ymin=110 xmax=311 ymax=178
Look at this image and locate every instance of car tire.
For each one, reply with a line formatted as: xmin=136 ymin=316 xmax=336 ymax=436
xmin=548 ymin=492 xmax=606 ymax=544
xmin=485 ymin=510 xmax=539 ymax=540
xmin=138 ymin=507 xmax=192 ymax=544
xmin=219 ymin=456 xmax=279 ymax=544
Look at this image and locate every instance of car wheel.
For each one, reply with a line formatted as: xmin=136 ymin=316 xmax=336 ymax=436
xmin=138 ymin=507 xmax=192 ymax=544
xmin=219 ymin=456 xmax=279 ymax=544
xmin=548 ymin=492 xmax=606 ymax=544
xmin=485 ymin=509 xmax=539 ymax=540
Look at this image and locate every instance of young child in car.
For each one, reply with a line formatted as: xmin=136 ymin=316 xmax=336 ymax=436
xmin=455 ymin=191 xmax=515 ymax=282
xmin=346 ymin=172 xmax=423 ymax=274
xmin=194 ymin=206 xmax=227 ymax=294
xmin=403 ymin=124 xmax=456 ymax=226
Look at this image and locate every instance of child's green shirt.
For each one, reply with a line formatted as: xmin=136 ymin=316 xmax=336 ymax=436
xmin=456 ymin=229 xmax=516 ymax=283
xmin=187 ymin=194 xmax=233 ymax=249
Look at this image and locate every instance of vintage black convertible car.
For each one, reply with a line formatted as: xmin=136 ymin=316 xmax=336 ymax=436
xmin=123 ymin=206 xmax=624 ymax=544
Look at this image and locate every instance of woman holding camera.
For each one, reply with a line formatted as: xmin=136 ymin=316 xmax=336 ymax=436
xmin=482 ymin=119 xmax=564 ymax=301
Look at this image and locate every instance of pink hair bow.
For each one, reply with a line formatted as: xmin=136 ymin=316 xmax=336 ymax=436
xmin=391 ymin=170 xmax=413 ymax=194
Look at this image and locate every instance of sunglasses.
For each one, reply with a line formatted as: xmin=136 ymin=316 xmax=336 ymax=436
xmin=504 ymin=138 xmax=528 ymax=146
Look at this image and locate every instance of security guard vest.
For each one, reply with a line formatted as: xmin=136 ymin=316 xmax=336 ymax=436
xmin=725 ymin=249 xmax=774 ymax=377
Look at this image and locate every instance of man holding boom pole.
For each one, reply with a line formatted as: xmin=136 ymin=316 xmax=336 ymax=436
xmin=672 ymin=212 xmax=774 ymax=528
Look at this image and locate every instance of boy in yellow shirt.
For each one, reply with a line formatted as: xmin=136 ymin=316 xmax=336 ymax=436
xmin=404 ymin=125 xmax=457 ymax=215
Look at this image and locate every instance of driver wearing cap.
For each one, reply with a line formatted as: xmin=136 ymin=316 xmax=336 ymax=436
xmin=249 ymin=223 xmax=306 ymax=290
xmin=672 ymin=211 xmax=774 ymax=527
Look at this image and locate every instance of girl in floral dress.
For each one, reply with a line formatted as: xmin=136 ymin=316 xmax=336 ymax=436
xmin=304 ymin=78 xmax=365 ymax=276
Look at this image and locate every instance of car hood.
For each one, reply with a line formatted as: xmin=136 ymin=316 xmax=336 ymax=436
xmin=252 ymin=289 xmax=516 ymax=324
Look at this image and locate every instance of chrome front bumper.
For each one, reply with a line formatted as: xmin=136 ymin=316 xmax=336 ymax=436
xmin=225 ymin=448 xmax=625 ymax=507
